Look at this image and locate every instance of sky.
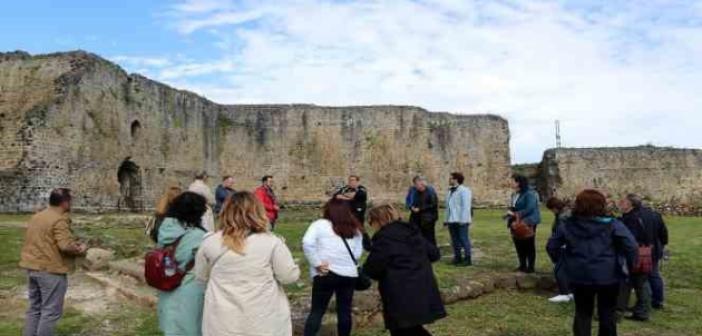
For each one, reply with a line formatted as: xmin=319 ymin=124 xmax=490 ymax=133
xmin=2 ymin=0 xmax=701 ymax=163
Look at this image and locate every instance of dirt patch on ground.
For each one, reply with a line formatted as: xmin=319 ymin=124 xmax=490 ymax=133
xmin=64 ymin=273 xmax=120 ymax=315
xmin=9 ymin=272 xmax=130 ymax=318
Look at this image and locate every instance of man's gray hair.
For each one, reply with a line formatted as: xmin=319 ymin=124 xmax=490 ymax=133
xmin=626 ymin=193 xmax=643 ymax=208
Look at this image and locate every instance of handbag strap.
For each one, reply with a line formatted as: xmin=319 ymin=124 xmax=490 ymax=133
xmin=168 ymin=227 xmax=206 ymax=273
xmin=340 ymin=236 xmax=359 ymax=266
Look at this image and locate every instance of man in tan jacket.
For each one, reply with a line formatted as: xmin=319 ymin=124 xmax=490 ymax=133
xmin=19 ymin=188 xmax=87 ymax=336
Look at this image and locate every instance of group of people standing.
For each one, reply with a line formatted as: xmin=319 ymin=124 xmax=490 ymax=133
xmin=144 ymin=172 xmax=452 ymax=336
xmin=405 ymin=173 xmax=473 ymax=266
xmin=542 ymin=188 xmax=669 ymax=336
xmin=303 ymin=174 xmax=457 ymax=336
xmin=504 ymin=172 xmax=670 ymax=336
xmin=17 ymin=171 xmax=669 ymax=336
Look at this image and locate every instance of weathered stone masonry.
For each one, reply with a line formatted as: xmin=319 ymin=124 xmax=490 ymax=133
xmin=0 ymin=50 xmax=512 ymax=212
xmin=538 ymin=147 xmax=702 ymax=209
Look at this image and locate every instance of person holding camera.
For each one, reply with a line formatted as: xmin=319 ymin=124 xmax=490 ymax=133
xmin=334 ymin=175 xmax=371 ymax=250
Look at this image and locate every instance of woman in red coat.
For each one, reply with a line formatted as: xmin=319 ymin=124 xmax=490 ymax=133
xmin=255 ymin=175 xmax=280 ymax=230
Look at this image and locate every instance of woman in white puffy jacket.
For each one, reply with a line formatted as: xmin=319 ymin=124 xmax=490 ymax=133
xmin=301 ymin=199 xmax=364 ymax=336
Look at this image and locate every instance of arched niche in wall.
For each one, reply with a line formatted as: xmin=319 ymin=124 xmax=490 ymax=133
xmin=117 ymin=157 xmax=143 ymax=212
xmin=130 ymin=120 xmax=142 ymax=142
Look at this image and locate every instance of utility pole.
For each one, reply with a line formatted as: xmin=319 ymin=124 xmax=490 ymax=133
xmin=555 ymin=120 xmax=562 ymax=148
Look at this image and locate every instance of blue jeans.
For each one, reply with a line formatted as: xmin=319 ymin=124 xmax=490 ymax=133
xmin=649 ymin=259 xmax=664 ymax=306
xmin=447 ymin=223 xmax=471 ymax=261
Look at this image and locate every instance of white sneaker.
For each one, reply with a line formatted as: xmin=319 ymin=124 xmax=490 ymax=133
xmin=548 ymin=294 xmax=573 ymax=303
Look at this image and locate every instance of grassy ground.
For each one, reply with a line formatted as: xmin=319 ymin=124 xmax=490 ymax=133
xmin=0 ymin=209 xmax=700 ymax=335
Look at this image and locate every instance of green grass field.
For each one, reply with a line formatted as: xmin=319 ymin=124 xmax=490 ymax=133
xmin=0 ymin=208 xmax=700 ymax=335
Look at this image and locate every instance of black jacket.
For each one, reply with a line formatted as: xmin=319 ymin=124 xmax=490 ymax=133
xmin=551 ymin=209 xmax=571 ymax=235
xmin=547 ymin=216 xmax=638 ymax=286
xmin=620 ymin=207 xmax=669 ymax=260
xmin=363 ymin=221 xmax=446 ymax=330
xmin=335 ymin=185 xmax=368 ymax=222
xmin=409 ymin=188 xmax=439 ymax=229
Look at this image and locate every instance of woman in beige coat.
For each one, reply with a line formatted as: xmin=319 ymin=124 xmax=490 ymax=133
xmin=195 ymin=191 xmax=300 ymax=336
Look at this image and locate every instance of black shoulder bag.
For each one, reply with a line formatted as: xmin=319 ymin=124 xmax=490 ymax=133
xmin=341 ymin=237 xmax=372 ymax=291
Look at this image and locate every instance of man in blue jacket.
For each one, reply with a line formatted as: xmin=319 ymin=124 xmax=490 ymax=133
xmin=407 ymin=176 xmax=439 ymax=246
xmin=214 ymin=175 xmax=235 ymax=214
xmin=445 ymin=172 xmax=473 ymax=266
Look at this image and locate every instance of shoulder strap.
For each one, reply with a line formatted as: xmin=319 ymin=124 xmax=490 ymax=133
xmin=169 ymin=230 xmax=203 ymax=273
xmin=340 ymin=236 xmax=359 ymax=266
xmin=166 ymin=234 xmax=185 ymax=249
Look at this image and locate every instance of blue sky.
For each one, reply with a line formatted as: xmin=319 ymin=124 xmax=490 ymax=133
xmin=2 ymin=0 xmax=702 ymax=163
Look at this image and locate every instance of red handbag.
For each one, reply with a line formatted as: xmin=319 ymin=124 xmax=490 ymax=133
xmin=631 ymin=218 xmax=653 ymax=274
xmin=632 ymin=245 xmax=653 ymax=274
xmin=511 ymin=214 xmax=535 ymax=240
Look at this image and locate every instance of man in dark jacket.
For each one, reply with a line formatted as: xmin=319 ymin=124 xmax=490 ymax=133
xmin=334 ymin=175 xmax=368 ymax=222
xmin=335 ymin=175 xmax=371 ymax=250
xmin=364 ymin=209 xmax=446 ymax=336
xmin=214 ymin=175 xmax=235 ymax=214
xmin=617 ymin=194 xmax=669 ymax=319
xmin=408 ymin=176 xmax=439 ymax=247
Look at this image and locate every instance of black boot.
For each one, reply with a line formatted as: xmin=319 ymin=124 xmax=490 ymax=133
xmin=462 ymin=255 xmax=472 ymax=266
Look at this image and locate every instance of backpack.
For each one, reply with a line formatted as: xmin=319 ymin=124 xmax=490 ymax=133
xmin=144 ymin=235 xmax=195 ymax=291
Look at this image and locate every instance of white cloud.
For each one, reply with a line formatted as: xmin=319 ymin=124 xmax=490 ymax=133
xmin=110 ymin=55 xmax=172 ymax=68
xmin=172 ymin=0 xmax=233 ymax=14
xmin=117 ymin=0 xmax=702 ymax=163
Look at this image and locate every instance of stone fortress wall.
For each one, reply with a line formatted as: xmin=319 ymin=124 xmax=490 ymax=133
xmin=535 ymin=147 xmax=702 ymax=213
xmin=0 ymin=51 xmax=512 ymax=212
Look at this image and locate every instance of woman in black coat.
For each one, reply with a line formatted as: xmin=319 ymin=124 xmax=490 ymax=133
xmin=363 ymin=204 xmax=446 ymax=336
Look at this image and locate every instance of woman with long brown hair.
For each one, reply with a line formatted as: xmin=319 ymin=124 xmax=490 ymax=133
xmin=363 ymin=204 xmax=446 ymax=336
xmin=147 ymin=186 xmax=182 ymax=242
xmin=302 ymin=198 xmax=364 ymax=336
xmin=194 ymin=191 xmax=300 ymax=336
